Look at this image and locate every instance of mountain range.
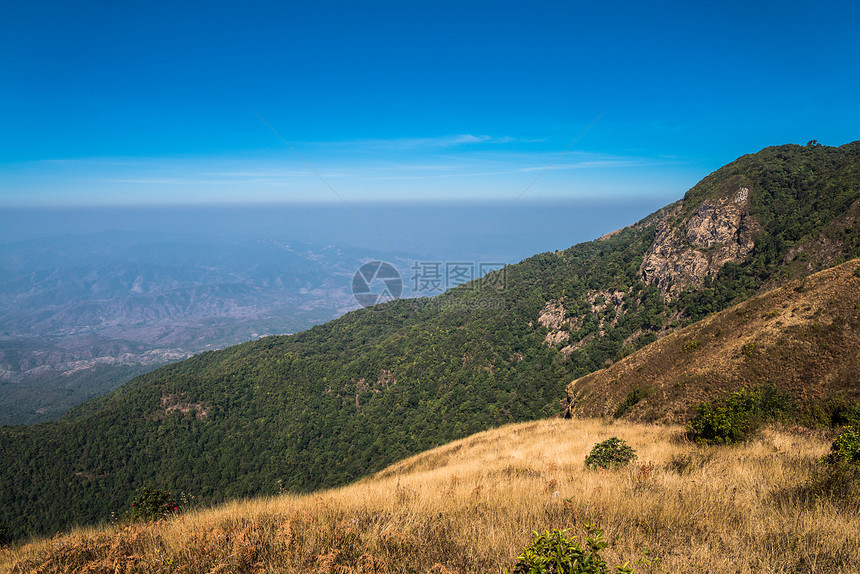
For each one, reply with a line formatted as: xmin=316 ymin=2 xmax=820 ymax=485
xmin=1 ymin=140 xmax=858 ymax=539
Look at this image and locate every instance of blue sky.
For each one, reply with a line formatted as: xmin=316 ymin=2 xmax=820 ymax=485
xmin=1 ymin=0 xmax=858 ymax=206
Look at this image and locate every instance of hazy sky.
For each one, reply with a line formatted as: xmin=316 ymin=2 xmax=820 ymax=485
xmin=1 ymin=0 xmax=858 ymax=206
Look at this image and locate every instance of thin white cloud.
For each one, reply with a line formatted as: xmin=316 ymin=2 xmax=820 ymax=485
xmin=515 ymin=157 xmax=673 ymax=173
xmin=303 ymin=133 xmax=526 ymax=151
xmin=204 ymin=169 xmax=311 ymax=178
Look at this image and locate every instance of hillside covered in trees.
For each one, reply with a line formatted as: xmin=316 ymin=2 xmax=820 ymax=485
xmin=1 ymin=141 xmax=859 ymax=538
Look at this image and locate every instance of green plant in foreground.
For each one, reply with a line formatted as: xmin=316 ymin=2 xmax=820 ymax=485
xmin=585 ymin=437 xmax=637 ymax=469
xmin=126 ymin=488 xmax=185 ymax=522
xmin=507 ymin=524 xmax=633 ymax=574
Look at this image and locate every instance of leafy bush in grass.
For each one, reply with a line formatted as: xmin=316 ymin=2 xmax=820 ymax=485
xmin=805 ymin=427 xmax=860 ymax=503
xmin=126 ymin=488 xmax=185 ymax=522
xmin=585 ymin=437 xmax=637 ymax=469
xmin=823 ymin=426 xmax=860 ymax=466
xmin=794 ymin=395 xmax=860 ymax=428
xmin=507 ymin=524 xmax=633 ymax=574
xmin=686 ymin=385 xmax=794 ymax=444
xmin=831 ymin=401 xmax=860 ymax=428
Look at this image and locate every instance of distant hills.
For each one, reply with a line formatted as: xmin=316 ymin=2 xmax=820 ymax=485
xmin=0 ymin=233 xmax=412 ymax=424
xmin=1 ymin=140 xmax=858 ymax=539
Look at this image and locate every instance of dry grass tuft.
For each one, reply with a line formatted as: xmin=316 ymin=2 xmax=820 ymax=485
xmin=3 ymin=418 xmax=859 ymax=573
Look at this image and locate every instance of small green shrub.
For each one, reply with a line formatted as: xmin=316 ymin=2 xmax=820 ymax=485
xmin=682 ymin=339 xmax=700 ymax=352
xmin=126 ymin=488 xmax=186 ymax=522
xmin=741 ymin=343 xmax=756 ymax=358
xmin=585 ymin=437 xmax=637 ymax=469
xmin=613 ymin=387 xmax=652 ymax=418
xmin=800 ymin=427 xmax=860 ymax=504
xmin=792 ymin=395 xmax=860 ymax=428
xmin=506 ymin=524 xmax=633 ymax=574
xmin=822 ymin=427 xmax=860 ymax=466
xmin=686 ymin=385 xmax=793 ymax=444
xmin=686 ymin=401 xmax=749 ymax=445
xmin=831 ymin=401 xmax=860 ymax=428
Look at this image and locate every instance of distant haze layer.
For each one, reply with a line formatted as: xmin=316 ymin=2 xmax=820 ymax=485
xmin=0 ymin=199 xmax=674 ymax=263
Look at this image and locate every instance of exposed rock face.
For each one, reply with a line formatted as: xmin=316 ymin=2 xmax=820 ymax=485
xmin=537 ymin=292 xmax=630 ymax=357
xmin=537 ymin=300 xmax=567 ymax=331
xmin=538 ymin=300 xmax=569 ymax=345
xmin=640 ymin=187 xmax=759 ymax=297
xmin=161 ymin=394 xmax=210 ymax=420
xmin=329 ymin=369 xmax=398 ymax=409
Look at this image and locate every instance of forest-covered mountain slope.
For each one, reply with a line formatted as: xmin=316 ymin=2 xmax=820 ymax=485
xmin=1 ymin=140 xmax=858 ymax=538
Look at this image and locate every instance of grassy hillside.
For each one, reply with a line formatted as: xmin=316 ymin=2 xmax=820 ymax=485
xmin=1 ymin=141 xmax=859 ymax=539
xmin=566 ymin=258 xmax=860 ymax=421
xmin=3 ymin=417 xmax=858 ymax=573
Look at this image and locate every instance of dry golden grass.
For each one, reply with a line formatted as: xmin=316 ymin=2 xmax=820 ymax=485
xmin=3 ymin=417 xmax=858 ymax=573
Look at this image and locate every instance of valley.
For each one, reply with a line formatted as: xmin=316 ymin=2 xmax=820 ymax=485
xmin=0 ymin=232 xmax=413 ymax=424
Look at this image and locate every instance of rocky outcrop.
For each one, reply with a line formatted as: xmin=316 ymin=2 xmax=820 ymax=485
xmin=640 ymin=187 xmax=759 ymax=297
xmin=537 ymin=291 xmax=629 ymax=357
xmin=537 ymin=300 xmax=570 ymax=345
xmin=161 ymin=394 xmax=211 ymax=420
